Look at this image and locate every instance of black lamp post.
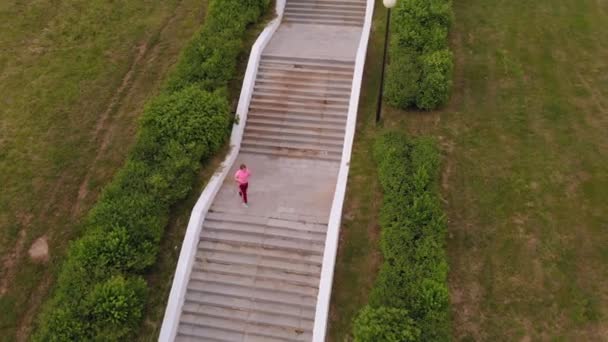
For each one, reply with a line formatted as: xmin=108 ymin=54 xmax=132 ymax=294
xmin=376 ymin=0 xmax=397 ymax=124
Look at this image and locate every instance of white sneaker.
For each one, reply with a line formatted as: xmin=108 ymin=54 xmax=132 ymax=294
xmin=242 ymin=203 xmax=249 ymax=208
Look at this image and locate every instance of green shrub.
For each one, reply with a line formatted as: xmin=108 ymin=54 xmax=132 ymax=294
xmin=167 ymin=0 xmax=270 ymax=92
xmin=385 ymin=51 xmax=420 ymax=109
xmin=84 ymin=276 xmax=147 ymax=340
xmin=416 ymin=49 xmax=454 ymax=110
xmin=353 ymin=306 xmax=420 ymax=342
xmin=355 ymin=132 xmax=450 ymax=341
xmin=387 ymin=0 xmax=453 ymax=110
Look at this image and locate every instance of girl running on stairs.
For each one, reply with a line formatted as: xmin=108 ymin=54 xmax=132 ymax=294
xmin=234 ymin=164 xmax=251 ymax=207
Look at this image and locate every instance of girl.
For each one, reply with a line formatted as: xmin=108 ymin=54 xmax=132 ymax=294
xmin=234 ymin=164 xmax=251 ymax=207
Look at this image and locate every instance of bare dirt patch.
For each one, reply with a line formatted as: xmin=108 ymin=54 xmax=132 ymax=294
xmin=1 ymin=229 xmax=26 ymax=296
xmin=73 ymin=41 xmax=149 ymax=216
xmin=28 ymin=236 xmax=49 ymax=263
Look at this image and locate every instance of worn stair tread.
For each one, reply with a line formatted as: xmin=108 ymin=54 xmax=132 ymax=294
xmin=254 ymin=84 xmax=351 ymax=98
xmin=262 ymin=54 xmax=354 ymax=66
xmin=184 ymin=292 xmax=316 ymax=320
xmin=242 ymin=132 xmax=344 ymax=148
xmin=200 ymin=229 xmax=325 ymax=255
xmin=182 ymin=302 xmax=314 ymax=331
xmin=249 ymin=103 xmax=348 ymax=117
xmin=254 ymin=79 xmax=352 ymax=92
xmin=250 ymin=98 xmax=348 ymax=112
xmin=245 ymin=124 xmax=345 ymax=140
xmin=247 ymin=117 xmax=346 ymax=131
xmin=242 ymin=139 xmax=343 ymax=154
xmin=180 ymin=314 xmax=311 ymax=341
xmin=240 ymin=146 xmax=341 ymax=162
xmin=255 ymin=71 xmax=353 ymax=84
xmin=177 ymin=323 xmax=243 ymax=341
xmin=257 ymin=65 xmax=354 ymax=77
xmin=187 ymin=280 xmax=317 ymax=308
xmin=286 ymin=4 xmax=365 ymax=13
xmin=284 ymin=11 xmax=365 ymax=20
xmin=288 ymin=0 xmax=365 ymax=6
xmin=248 ymin=103 xmax=348 ymax=117
xmin=252 ymin=93 xmax=350 ymax=106
xmin=283 ymin=18 xmax=363 ymax=27
xmin=260 ymin=59 xmax=354 ymax=70
xmin=203 ymin=220 xmax=326 ymax=243
xmin=198 ymin=240 xmax=323 ymax=265
xmin=194 ymin=260 xmax=321 ymax=286
xmin=205 ymin=211 xmax=328 ymax=232
xmin=189 ymin=271 xmax=319 ymax=297
xmin=248 ymin=110 xmax=347 ymax=125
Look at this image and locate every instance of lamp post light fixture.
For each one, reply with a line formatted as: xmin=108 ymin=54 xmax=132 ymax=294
xmin=376 ymin=0 xmax=397 ymax=124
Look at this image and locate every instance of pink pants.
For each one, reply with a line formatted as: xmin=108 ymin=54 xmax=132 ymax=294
xmin=239 ymin=183 xmax=248 ymax=204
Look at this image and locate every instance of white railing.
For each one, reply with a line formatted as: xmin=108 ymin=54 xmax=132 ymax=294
xmin=311 ymin=0 xmax=376 ymax=340
xmin=158 ymin=2 xmax=285 ymax=340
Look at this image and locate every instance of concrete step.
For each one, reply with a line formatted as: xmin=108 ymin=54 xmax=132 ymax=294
xmin=203 ymin=220 xmax=326 ymax=243
xmin=196 ymin=259 xmax=321 ymax=287
xmin=286 ymin=3 xmax=366 ymax=13
xmin=241 ymin=139 xmax=343 ymax=155
xmin=287 ymin=0 xmax=366 ymax=8
xmin=284 ymin=6 xmax=365 ymax=16
xmin=243 ymin=131 xmax=344 ymax=148
xmin=260 ymin=57 xmax=354 ymax=72
xmin=245 ymin=122 xmax=344 ymax=142
xmin=283 ymin=17 xmax=364 ymax=27
xmin=245 ymin=124 xmax=345 ymax=140
xmin=249 ymin=98 xmax=348 ymax=112
xmin=248 ymin=110 xmax=347 ymax=126
xmin=254 ymin=78 xmax=352 ymax=92
xmin=243 ymin=135 xmax=342 ymax=150
xmin=190 ymin=271 xmax=318 ymax=297
xmin=284 ymin=10 xmax=365 ymax=21
xmin=196 ymin=250 xmax=322 ymax=276
xmin=240 ymin=145 xmax=341 ymax=162
xmin=180 ymin=313 xmax=312 ymax=341
xmin=187 ymin=279 xmax=317 ymax=309
xmin=256 ymin=70 xmax=353 ymax=84
xmin=182 ymin=302 xmax=314 ymax=332
xmin=177 ymin=323 xmax=244 ymax=341
xmin=249 ymin=102 xmax=347 ymax=117
xmin=200 ymin=229 xmax=325 ymax=255
xmin=259 ymin=61 xmax=354 ymax=74
xmin=249 ymin=103 xmax=347 ymax=117
xmin=205 ymin=211 xmax=328 ymax=233
xmin=198 ymin=240 xmax=323 ymax=266
xmin=257 ymin=65 xmax=354 ymax=78
xmin=251 ymin=92 xmax=349 ymax=106
xmin=246 ymin=117 xmax=346 ymax=132
xmin=184 ymin=292 xmax=316 ymax=320
xmin=254 ymin=84 xmax=351 ymax=98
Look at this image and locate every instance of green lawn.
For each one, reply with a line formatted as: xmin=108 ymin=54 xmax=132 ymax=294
xmin=330 ymin=0 xmax=608 ymax=340
xmin=0 ymin=1 xmax=206 ymax=340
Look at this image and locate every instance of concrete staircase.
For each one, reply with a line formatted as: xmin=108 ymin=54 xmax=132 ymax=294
xmin=166 ymin=0 xmax=369 ymax=339
xmin=176 ymin=211 xmax=327 ymax=341
xmin=241 ymin=55 xmax=354 ymax=162
xmin=283 ymin=0 xmax=366 ymax=27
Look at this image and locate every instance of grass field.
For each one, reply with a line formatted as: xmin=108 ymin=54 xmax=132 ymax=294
xmin=329 ymin=0 xmax=608 ymax=340
xmin=0 ymin=1 xmax=207 ymax=340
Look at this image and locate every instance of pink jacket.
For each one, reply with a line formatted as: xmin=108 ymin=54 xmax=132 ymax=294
xmin=234 ymin=169 xmax=251 ymax=185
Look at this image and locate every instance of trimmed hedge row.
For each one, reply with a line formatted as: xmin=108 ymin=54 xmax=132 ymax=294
xmin=166 ymin=0 xmax=270 ymax=92
xmin=353 ymin=132 xmax=449 ymax=341
xmin=33 ymin=0 xmax=269 ymax=340
xmin=385 ymin=0 xmax=454 ymax=110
